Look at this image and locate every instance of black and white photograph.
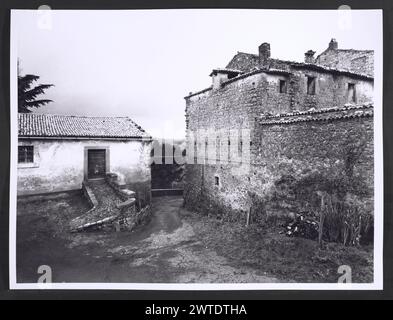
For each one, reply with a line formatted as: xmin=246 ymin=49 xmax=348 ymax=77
xmin=9 ymin=8 xmax=383 ymax=290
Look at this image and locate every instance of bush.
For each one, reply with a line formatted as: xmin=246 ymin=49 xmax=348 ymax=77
xmin=322 ymin=193 xmax=373 ymax=246
xmin=270 ymin=172 xmax=373 ymax=246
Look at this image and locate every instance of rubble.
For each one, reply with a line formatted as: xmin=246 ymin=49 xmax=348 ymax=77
xmin=282 ymin=213 xmax=319 ymax=240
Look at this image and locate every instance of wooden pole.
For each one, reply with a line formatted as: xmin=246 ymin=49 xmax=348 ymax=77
xmin=318 ymin=193 xmax=326 ymax=249
xmin=246 ymin=206 xmax=251 ymax=227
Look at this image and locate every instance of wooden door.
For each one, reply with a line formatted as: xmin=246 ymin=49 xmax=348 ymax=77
xmin=88 ymin=149 xmax=106 ymax=179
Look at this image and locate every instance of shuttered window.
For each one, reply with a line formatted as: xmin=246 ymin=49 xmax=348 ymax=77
xmin=18 ymin=146 xmax=34 ymax=163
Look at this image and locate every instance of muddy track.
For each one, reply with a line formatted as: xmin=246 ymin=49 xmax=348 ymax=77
xmin=17 ymin=195 xmax=278 ymax=283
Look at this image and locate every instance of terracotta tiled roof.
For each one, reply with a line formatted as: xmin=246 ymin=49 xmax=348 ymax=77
xmin=18 ymin=113 xmax=151 ymax=139
xmin=257 ymin=104 xmax=373 ymax=125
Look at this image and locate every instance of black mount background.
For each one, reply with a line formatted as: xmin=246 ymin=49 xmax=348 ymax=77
xmin=0 ymin=0 xmax=392 ymax=300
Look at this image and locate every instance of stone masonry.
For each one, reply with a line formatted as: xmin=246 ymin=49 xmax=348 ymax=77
xmin=184 ymin=39 xmax=374 ymax=223
xmin=70 ymin=173 xmax=151 ymax=232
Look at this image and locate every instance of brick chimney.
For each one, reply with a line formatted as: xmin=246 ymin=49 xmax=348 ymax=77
xmin=328 ymin=38 xmax=338 ymax=50
xmin=259 ymin=42 xmax=271 ymax=67
xmin=304 ymin=50 xmax=316 ymax=63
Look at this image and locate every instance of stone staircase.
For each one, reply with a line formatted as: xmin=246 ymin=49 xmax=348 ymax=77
xmin=69 ymin=173 xmax=139 ymax=232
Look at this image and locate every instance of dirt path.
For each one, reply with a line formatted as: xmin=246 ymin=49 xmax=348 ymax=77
xmin=17 ymin=195 xmax=278 ymax=283
xmin=106 ymin=196 xmax=278 ymax=283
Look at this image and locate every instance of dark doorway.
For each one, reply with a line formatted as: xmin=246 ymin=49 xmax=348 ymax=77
xmin=348 ymin=83 xmax=357 ymax=103
xmin=88 ymin=149 xmax=106 ymax=179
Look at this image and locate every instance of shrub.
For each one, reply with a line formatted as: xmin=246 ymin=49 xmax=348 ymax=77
xmin=270 ymin=172 xmax=373 ymax=246
xmin=319 ymin=193 xmax=373 ymax=246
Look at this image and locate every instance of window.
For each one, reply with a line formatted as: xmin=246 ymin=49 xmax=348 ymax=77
xmin=215 ymin=176 xmax=220 ymax=186
xmin=205 ymin=140 xmax=208 ymax=163
xmin=228 ymin=139 xmax=231 ymax=161
xmin=194 ymin=141 xmax=197 ymax=164
xmin=279 ymin=80 xmax=287 ymax=93
xmin=239 ymin=140 xmax=243 ymax=156
xmin=307 ymin=76 xmax=316 ymax=95
xmin=216 ymin=136 xmax=221 ymax=163
xmin=348 ymin=83 xmax=356 ymax=103
xmin=18 ymin=146 xmax=34 ymax=163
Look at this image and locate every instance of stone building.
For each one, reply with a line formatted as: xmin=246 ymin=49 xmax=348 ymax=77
xmin=17 ymin=113 xmax=152 ymax=207
xmin=314 ymin=38 xmax=374 ymax=77
xmin=184 ymin=39 xmax=374 ymax=222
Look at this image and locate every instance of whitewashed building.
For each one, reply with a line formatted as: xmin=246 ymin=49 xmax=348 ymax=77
xmin=17 ymin=113 xmax=152 ymax=206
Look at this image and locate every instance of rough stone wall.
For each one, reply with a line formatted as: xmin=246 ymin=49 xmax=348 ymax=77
xmin=184 ymin=113 xmax=373 ymax=222
xmin=184 ymin=66 xmax=374 ymax=221
xmin=286 ymin=70 xmax=373 ymax=111
xmin=186 ymin=68 xmax=373 ymax=127
xmin=186 ymin=72 xmax=265 ymax=135
xmin=253 ymin=114 xmax=373 ymax=211
xmin=255 ymin=119 xmax=373 ymax=186
xmin=17 ymin=139 xmax=151 ymax=205
xmin=184 ymin=162 xmax=255 ymax=221
xmin=185 ymin=43 xmax=374 ymax=222
xmin=315 ymin=49 xmax=374 ymax=77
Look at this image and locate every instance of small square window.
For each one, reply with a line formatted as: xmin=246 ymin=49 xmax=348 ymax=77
xmin=215 ymin=176 xmax=220 ymax=186
xmin=279 ymin=80 xmax=287 ymax=93
xmin=307 ymin=76 xmax=316 ymax=95
xmin=18 ymin=146 xmax=34 ymax=163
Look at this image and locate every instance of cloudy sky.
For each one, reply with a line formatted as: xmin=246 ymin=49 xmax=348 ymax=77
xmin=12 ymin=9 xmax=381 ymax=139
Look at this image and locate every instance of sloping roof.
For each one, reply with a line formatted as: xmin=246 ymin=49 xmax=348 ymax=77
xmin=225 ymin=52 xmax=260 ymax=72
xmin=209 ymin=68 xmax=243 ymax=77
xmin=289 ymin=62 xmax=373 ymax=80
xmin=226 ymin=52 xmax=373 ymax=80
xmin=315 ymin=48 xmax=374 ymax=61
xmin=18 ymin=113 xmax=151 ymax=139
xmin=315 ymin=48 xmax=374 ymax=77
xmin=184 ymin=61 xmax=372 ymax=99
xmin=257 ymin=104 xmax=373 ymax=125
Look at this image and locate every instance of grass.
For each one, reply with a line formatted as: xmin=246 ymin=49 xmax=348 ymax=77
xmin=17 ymin=193 xmax=373 ymax=284
xmin=182 ymin=210 xmax=373 ymax=283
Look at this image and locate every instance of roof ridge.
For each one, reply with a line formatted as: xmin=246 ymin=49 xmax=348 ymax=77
xmin=336 ymin=49 xmax=374 ymax=52
xmin=18 ymin=112 xmax=151 ymax=138
xmin=258 ymin=104 xmax=373 ymax=121
xmin=236 ymin=51 xmax=258 ymax=57
xmin=18 ymin=112 xmax=130 ymax=119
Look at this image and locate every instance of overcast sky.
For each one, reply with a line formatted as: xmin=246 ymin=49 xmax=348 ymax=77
xmin=12 ymin=9 xmax=381 ymax=139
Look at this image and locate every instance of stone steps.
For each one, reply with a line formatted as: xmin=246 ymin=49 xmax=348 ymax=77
xmin=69 ymin=174 xmax=137 ymax=232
